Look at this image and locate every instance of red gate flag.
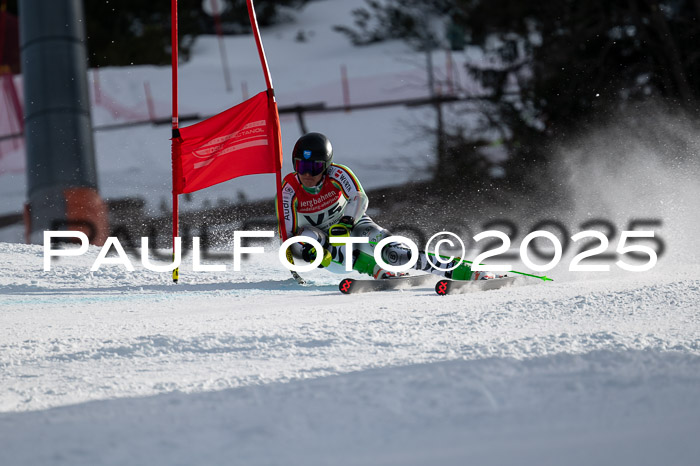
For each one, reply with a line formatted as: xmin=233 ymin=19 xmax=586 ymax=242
xmin=172 ymin=90 xmax=281 ymax=194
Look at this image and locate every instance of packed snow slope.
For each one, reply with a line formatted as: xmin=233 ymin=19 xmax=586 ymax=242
xmin=1 ymin=242 xmax=699 ymax=465
xmin=2 ymin=0 xmax=700 ymax=463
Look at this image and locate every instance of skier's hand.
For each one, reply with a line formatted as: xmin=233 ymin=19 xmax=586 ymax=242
xmin=301 ymin=243 xmax=332 ymax=268
xmin=328 ymin=216 xmax=354 ymax=246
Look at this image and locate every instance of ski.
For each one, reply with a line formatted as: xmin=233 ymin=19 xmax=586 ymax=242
xmin=339 ymin=274 xmax=437 ymax=294
xmin=435 ymin=276 xmax=517 ymax=295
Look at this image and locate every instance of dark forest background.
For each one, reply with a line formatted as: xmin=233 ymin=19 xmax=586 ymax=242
xmin=334 ymin=0 xmax=700 ymax=193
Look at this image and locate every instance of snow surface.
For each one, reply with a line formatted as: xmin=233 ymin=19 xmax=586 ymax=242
xmin=1 ymin=242 xmax=700 ymax=465
xmin=2 ymin=0 xmax=700 ymax=464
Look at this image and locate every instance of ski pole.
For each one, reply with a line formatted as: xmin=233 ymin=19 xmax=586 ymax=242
xmin=421 ymin=252 xmax=555 ymax=282
xmin=460 ymin=260 xmax=553 ymax=281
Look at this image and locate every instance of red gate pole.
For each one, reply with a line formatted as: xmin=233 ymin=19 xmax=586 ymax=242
xmin=341 ymin=64 xmax=351 ymax=111
xmin=245 ymin=0 xmax=287 ymax=243
xmin=171 ymin=0 xmax=180 ymax=283
xmin=144 ymin=81 xmax=156 ymax=121
xmin=210 ymin=0 xmax=233 ymax=93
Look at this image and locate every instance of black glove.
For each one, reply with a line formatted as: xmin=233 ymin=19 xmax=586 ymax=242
xmin=301 ymin=243 xmax=332 ymax=268
xmin=301 ymin=243 xmax=317 ymax=263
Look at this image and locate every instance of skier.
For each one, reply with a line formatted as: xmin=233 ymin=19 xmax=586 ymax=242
xmin=278 ymin=132 xmax=496 ymax=280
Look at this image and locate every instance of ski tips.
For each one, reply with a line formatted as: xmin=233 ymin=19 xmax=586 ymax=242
xmin=339 ymin=278 xmax=354 ymax=294
xmin=435 ymin=279 xmax=450 ymax=295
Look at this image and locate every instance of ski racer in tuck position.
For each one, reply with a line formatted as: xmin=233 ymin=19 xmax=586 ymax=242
xmin=278 ymin=132 xmax=497 ymax=280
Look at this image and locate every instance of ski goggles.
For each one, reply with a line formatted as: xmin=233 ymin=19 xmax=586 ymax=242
xmin=294 ymin=159 xmax=326 ymax=176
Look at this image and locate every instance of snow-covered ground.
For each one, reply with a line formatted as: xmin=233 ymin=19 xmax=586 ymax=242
xmin=2 ymin=0 xmax=700 ymax=464
xmin=1 ymin=242 xmax=699 ymax=465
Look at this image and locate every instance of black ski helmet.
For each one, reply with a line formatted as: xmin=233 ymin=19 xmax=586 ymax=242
xmin=292 ymin=132 xmax=333 ymax=174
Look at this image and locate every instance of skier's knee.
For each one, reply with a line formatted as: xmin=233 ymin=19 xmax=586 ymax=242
xmin=379 ymin=243 xmax=413 ymax=267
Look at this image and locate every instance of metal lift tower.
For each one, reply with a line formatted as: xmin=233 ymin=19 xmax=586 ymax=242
xmin=19 ymin=0 xmax=108 ymax=245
